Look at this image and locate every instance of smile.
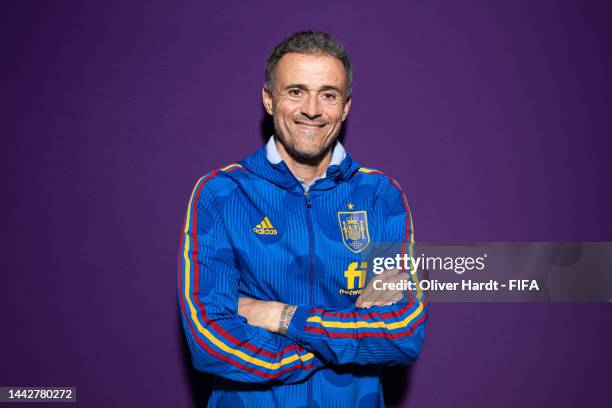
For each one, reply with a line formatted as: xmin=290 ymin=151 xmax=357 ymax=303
xmin=294 ymin=121 xmax=326 ymax=129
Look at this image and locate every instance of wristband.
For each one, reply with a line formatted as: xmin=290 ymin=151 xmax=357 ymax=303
xmin=278 ymin=304 xmax=297 ymax=336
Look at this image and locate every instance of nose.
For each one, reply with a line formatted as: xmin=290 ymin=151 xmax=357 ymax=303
xmin=300 ymin=93 xmax=322 ymax=119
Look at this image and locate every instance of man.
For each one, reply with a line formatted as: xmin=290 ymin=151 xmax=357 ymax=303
xmin=178 ymin=31 xmax=428 ymax=407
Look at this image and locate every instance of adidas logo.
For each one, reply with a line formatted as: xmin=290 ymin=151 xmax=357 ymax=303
xmin=252 ymin=216 xmax=278 ymax=235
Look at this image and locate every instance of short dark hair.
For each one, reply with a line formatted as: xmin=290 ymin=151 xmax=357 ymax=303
xmin=265 ymin=30 xmax=352 ymax=99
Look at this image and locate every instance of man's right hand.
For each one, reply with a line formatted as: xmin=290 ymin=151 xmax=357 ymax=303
xmin=237 ymin=297 xmax=286 ymax=333
xmin=355 ymin=268 xmax=408 ymax=308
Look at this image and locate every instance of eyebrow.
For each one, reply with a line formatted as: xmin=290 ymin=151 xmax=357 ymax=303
xmin=284 ymin=83 xmax=343 ymax=93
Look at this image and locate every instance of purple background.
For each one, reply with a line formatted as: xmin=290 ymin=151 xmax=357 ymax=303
xmin=3 ymin=1 xmax=612 ymax=407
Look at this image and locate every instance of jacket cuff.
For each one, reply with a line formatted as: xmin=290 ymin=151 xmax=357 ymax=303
xmin=285 ymin=305 xmax=311 ymax=343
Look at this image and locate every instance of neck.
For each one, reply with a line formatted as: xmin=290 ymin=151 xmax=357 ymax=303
xmin=274 ymin=138 xmax=333 ymax=184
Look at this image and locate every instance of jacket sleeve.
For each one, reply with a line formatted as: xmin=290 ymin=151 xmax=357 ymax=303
xmin=284 ymin=177 xmax=429 ymax=366
xmin=178 ymin=173 xmax=323 ymax=383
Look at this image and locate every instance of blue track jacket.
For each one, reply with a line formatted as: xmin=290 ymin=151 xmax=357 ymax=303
xmin=178 ymin=140 xmax=428 ymax=407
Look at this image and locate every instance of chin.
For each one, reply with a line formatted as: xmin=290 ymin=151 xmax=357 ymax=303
xmin=285 ymin=144 xmax=328 ymax=163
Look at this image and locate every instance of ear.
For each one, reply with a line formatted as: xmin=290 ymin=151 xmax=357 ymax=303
xmin=262 ymin=87 xmax=274 ymax=115
xmin=341 ymin=97 xmax=352 ymax=122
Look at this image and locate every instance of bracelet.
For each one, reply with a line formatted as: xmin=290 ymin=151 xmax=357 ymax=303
xmin=278 ymin=304 xmax=297 ymax=336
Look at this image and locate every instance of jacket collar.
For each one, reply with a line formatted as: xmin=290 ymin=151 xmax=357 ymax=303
xmin=265 ymin=136 xmax=346 ymax=168
xmin=239 ymin=136 xmax=361 ymax=193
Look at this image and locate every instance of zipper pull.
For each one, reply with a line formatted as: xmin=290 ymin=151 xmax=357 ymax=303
xmin=304 ymin=190 xmax=312 ymax=208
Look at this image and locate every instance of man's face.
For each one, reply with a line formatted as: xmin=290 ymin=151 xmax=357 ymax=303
xmin=263 ymin=53 xmax=351 ymax=161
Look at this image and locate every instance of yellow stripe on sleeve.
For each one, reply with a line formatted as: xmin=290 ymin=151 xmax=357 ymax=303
xmin=305 ymin=303 xmax=423 ymax=330
xmin=182 ymin=176 xmax=314 ymax=370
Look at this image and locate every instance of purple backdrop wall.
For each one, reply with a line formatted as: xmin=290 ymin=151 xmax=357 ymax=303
xmin=3 ymin=1 xmax=611 ymax=407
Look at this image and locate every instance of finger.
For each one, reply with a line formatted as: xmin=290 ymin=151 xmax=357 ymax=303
xmin=364 ymin=279 xmax=386 ymax=303
xmin=356 ymin=285 xmax=382 ymax=307
xmin=377 ymin=275 xmax=409 ymax=303
xmin=355 ymin=288 xmax=378 ymax=307
xmin=359 ymin=300 xmax=394 ymax=308
xmin=377 ymin=290 xmax=401 ymax=305
xmin=358 ymin=270 xmax=406 ymax=306
xmin=380 ymin=291 xmax=404 ymax=305
xmin=380 ymin=268 xmax=400 ymax=278
xmin=360 ymin=269 xmax=396 ymax=294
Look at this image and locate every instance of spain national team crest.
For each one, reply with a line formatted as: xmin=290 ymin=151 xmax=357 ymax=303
xmin=337 ymin=210 xmax=370 ymax=253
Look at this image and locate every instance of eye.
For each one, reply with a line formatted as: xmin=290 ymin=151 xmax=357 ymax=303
xmin=322 ymin=92 xmax=337 ymax=101
xmin=288 ymin=89 xmax=302 ymax=96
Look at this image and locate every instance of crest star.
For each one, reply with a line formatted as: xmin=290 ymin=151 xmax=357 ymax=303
xmin=347 ymin=203 xmax=354 ymax=210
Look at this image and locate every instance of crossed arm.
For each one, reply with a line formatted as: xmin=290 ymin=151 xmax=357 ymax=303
xmin=237 ymin=267 xmax=408 ymax=334
xmin=178 ymin=177 xmax=428 ymax=383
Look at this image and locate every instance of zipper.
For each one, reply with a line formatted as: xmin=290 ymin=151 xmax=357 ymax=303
xmin=304 ymin=189 xmax=312 ymax=208
xmin=303 ymin=189 xmax=314 ymax=408
xmin=303 ymin=190 xmax=314 ymax=301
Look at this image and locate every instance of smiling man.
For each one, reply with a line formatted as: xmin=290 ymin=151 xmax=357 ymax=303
xmin=264 ymin=51 xmax=350 ymax=167
xmin=179 ymin=31 xmax=428 ymax=408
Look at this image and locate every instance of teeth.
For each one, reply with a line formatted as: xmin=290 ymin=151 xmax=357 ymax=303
xmin=296 ymin=122 xmax=323 ymax=127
